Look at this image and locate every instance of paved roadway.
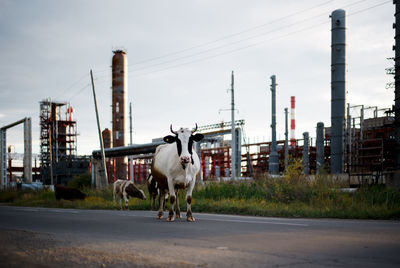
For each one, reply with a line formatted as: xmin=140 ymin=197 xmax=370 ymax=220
xmin=0 ymin=205 xmax=399 ymax=267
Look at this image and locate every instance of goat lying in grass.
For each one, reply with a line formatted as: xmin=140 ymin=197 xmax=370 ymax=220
xmin=54 ymin=184 xmax=86 ymax=201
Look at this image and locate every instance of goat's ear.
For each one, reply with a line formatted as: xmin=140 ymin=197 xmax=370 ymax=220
xmin=163 ymin=135 xmax=176 ymax=143
xmin=192 ymin=133 xmax=204 ymax=142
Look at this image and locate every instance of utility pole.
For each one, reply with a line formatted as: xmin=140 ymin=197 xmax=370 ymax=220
xmin=129 ymin=102 xmax=133 ymax=182
xmin=90 ymin=70 xmax=108 ymax=188
xmin=231 ymin=71 xmax=236 ymax=180
xmin=129 ymin=102 xmax=133 ymax=145
xmin=284 ymin=107 xmax=289 ymax=170
xmin=269 ymin=75 xmax=279 ymax=175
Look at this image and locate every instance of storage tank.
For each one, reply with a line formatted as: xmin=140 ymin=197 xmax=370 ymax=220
xmin=102 ymin=128 xmax=112 ymax=149
xmin=112 ymin=50 xmax=128 ymax=180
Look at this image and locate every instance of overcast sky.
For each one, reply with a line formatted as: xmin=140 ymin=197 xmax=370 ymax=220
xmin=0 ymin=0 xmax=394 ymax=156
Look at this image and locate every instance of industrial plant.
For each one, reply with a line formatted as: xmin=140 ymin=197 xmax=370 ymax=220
xmin=1 ymin=6 xmax=399 ymax=189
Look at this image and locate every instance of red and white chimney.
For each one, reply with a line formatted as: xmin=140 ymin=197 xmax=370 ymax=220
xmin=290 ymin=96 xmax=296 ymax=146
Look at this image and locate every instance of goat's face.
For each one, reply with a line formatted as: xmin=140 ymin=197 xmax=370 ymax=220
xmin=126 ymin=184 xmax=146 ymax=200
xmin=163 ymin=124 xmax=204 ymax=165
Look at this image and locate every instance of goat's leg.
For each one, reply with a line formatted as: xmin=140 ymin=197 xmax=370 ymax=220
xmin=175 ymin=190 xmax=181 ymax=219
xmin=150 ymin=193 xmax=155 ymax=211
xmin=157 ymin=190 xmax=165 ymax=219
xmin=163 ymin=193 xmax=169 ymax=211
xmin=123 ymin=193 xmax=129 ymax=210
xmin=113 ymin=186 xmax=117 ymax=210
xmin=167 ymin=180 xmax=175 ymax=222
xmin=186 ymin=179 xmax=196 ymax=222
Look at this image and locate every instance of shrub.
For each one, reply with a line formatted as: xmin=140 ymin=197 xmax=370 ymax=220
xmin=0 ymin=190 xmax=19 ymax=203
xmin=68 ymin=173 xmax=91 ymax=189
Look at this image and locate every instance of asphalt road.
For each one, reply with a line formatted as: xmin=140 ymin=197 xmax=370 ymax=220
xmin=0 ymin=205 xmax=399 ymax=267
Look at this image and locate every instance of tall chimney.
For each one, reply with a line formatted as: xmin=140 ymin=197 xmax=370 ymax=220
xmin=330 ymin=9 xmax=346 ymax=174
xmin=303 ymin=132 xmax=310 ymax=175
xmin=316 ymin=122 xmax=325 ymax=174
xmin=290 ymin=96 xmax=296 ymax=146
xmin=112 ymin=50 xmax=128 ymax=180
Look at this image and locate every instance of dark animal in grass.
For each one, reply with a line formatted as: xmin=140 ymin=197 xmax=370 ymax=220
xmin=147 ymin=173 xmax=168 ymax=211
xmin=54 ymin=184 xmax=86 ymax=201
xmin=113 ymin=179 xmax=146 ymax=210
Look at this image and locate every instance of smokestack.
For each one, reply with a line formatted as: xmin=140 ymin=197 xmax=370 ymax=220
xmin=290 ymin=96 xmax=296 ymax=146
xmin=269 ymin=75 xmax=279 ymax=175
xmin=112 ymin=50 xmax=128 ymax=180
xmin=330 ymin=9 xmax=346 ymax=174
xmin=316 ymin=122 xmax=325 ymax=174
xmin=394 ymin=1 xmax=400 ymax=170
xmin=23 ymin=118 xmax=32 ymax=183
xmin=303 ymin=132 xmax=309 ymax=175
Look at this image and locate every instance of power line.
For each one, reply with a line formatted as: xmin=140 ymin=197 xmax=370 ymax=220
xmin=128 ymin=0 xmax=390 ymax=78
xmin=346 ymin=0 xmax=391 ymax=16
xmin=54 ymin=73 xmax=89 ymax=100
xmin=68 ymin=83 xmax=91 ymax=101
xmin=127 ymin=0 xmax=338 ymax=67
xmin=52 ymin=0 xmax=390 ymax=96
xmin=127 ymin=0 xmax=370 ymax=72
xmin=126 ymin=0 xmax=380 ymax=75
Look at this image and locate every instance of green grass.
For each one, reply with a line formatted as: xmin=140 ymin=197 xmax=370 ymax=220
xmin=1 ymin=172 xmax=400 ymax=219
xmin=190 ymin=175 xmax=400 ymax=219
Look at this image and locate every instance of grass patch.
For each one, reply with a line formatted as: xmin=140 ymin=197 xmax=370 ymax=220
xmin=192 ymin=178 xmax=400 ymax=219
xmin=1 ymin=171 xmax=400 ymax=219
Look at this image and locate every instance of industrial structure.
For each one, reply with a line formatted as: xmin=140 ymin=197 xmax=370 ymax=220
xmin=39 ymin=99 xmax=89 ymax=185
xmin=200 ymin=107 xmax=394 ymax=182
xmin=2 ymin=6 xmax=399 ymax=188
xmin=269 ymin=75 xmax=279 ymax=174
xmin=112 ymin=50 xmax=128 ymax=180
xmin=391 ymin=0 xmax=400 ymax=188
xmin=0 ymin=117 xmax=32 ymax=188
xmin=91 ymin=7 xmax=397 ymax=184
xmin=94 ymin=120 xmax=244 ymax=183
xmin=290 ymin=96 xmax=296 ymax=146
xmin=330 ymin=9 xmax=347 ymax=174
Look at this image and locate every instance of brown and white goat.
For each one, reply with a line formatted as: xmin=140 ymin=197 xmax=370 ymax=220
xmin=113 ymin=179 xmax=146 ymax=210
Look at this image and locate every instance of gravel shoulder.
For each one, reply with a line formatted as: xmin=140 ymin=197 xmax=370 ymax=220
xmin=0 ymin=228 xmax=194 ymax=268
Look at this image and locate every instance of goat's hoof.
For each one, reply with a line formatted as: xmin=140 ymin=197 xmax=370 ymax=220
xmin=167 ymin=215 xmax=175 ymax=222
xmin=176 ymin=213 xmax=181 ymax=219
xmin=157 ymin=213 xmax=163 ymax=219
xmin=187 ymin=216 xmax=196 ymax=222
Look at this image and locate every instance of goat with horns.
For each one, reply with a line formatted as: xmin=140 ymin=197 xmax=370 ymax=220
xmin=151 ymin=124 xmax=204 ymax=222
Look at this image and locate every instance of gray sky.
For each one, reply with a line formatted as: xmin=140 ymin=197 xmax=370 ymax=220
xmin=0 ymin=0 xmax=394 ymax=156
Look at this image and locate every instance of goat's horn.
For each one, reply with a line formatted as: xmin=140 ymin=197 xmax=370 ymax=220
xmin=192 ymin=123 xmax=198 ymax=133
xmin=170 ymin=124 xmax=178 ymax=135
